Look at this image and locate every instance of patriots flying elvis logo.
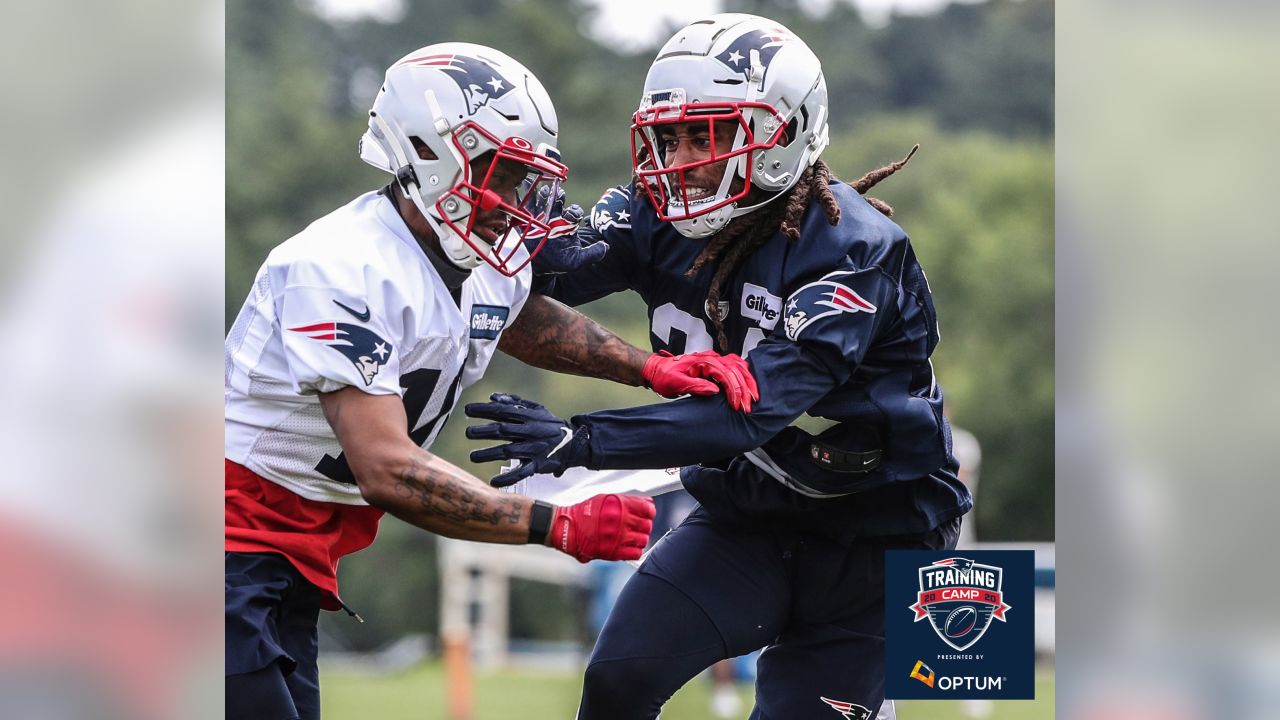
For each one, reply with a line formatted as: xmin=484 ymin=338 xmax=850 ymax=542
xmin=590 ymin=185 xmax=633 ymax=231
xmin=715 ymin=27 xmax=792 ymax=85
xmin=289 ymin=322 xmax=393 ymax=386
xmin=819 ymin=697 xmax=871 ymax=720
xmin=910 ymin=557 xmax=1013 ymax=652
xmin=783 ymin=272 xmax=877 ymax=341
xmin=397 ymin=52 xmax=515 ymax=115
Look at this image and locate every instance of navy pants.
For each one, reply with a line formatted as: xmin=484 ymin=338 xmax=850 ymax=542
xmin=225 ymin=552 xmax=322 ymax=720
xmin=579 ymin=507 xmax=959 ymax=720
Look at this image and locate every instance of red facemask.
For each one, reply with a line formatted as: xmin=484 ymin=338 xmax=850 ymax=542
xmin=435 ymin=122 xmax=568 ymax=276
xmin=630 ymin=101 xmax=786 ymax=223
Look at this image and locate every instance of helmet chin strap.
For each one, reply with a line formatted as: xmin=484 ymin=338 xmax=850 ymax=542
xmin=424 ymin=207 xmax=485 ymax=270
xmin=671 ymin=202 xmax=735 ymax=239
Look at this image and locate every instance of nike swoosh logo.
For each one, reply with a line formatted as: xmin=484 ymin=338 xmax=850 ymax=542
xmin=333 ymin=299 xmax=371 ymax=322
xmin=548 ymin=427 xmax=574 ymax=457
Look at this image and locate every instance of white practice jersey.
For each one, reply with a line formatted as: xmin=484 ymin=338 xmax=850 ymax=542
xmin=225 ymin=190 xmax=531 ymax=504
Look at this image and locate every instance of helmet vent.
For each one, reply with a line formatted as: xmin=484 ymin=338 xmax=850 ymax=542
xmin=713 ymin=78 xmax=745 ymax=85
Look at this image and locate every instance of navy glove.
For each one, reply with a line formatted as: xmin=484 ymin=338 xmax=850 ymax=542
xmin=522 ymin=186 xmax=609 ymax=275
xmin=465 ymin=393 xmax=592 ymax=487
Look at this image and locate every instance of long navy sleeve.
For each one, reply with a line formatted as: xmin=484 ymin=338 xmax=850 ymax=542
xmin=576 ymin=333 xmax=851 ymax=470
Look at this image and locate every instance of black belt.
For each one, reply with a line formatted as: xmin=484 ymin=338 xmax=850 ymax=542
xmin=808 ymin=439 xmax=881 ymax=473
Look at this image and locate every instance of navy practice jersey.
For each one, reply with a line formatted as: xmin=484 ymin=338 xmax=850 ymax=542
xmin=543 ymin=181 xmax=971 ymax=536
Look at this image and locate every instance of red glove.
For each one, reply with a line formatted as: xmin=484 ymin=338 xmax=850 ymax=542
xmin=642 ymin=350 xmax=761 ymax=413
xmin=550 ymin=494 xmax=656 ymax=563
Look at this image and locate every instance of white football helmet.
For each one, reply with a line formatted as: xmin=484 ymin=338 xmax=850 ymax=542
xmin=631 ymin=14 xmax=830 ymax=238
xmin=359 ymin=43 xmax=567 ymax=275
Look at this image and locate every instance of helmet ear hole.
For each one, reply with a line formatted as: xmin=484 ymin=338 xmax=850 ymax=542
xmin=409 ymin=136 xmax=437 ymax=161
xmin=779 ymin=118 xmax=798 ymax=147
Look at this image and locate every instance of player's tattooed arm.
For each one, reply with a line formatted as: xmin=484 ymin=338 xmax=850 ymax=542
xmin=318 ymin=387 xmax=535 ymax=544
xmin=499 ymin=293 xmax=648 ymax=386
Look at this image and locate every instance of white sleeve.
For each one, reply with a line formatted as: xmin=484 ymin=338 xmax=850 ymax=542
xmin=275 ymin=261 xmax=404 ymax=397
xmin=500 ymin=467 xmax=685 ymax=505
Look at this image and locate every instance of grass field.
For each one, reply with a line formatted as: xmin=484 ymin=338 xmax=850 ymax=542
xmin=321 ymin=662 xmax=1054 ymax=719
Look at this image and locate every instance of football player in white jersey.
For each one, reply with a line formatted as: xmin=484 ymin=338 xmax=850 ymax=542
xmin=224 ymin=43 xmax=757 ymax=719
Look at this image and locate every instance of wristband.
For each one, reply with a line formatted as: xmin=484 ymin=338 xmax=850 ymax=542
xmin=527 ymin=500 xmax=554 ymax=545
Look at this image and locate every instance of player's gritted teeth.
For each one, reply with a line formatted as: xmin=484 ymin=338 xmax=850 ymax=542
xmin=681 ymin=185 xmax=717 ymax=204
xmin=473 ymin=214 xmax=511 ymax=245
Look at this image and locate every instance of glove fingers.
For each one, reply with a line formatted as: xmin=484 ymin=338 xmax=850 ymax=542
xmin=465 ymin=393 xmax=544 ymax=421
xmin=465 ymin=422 xmax=526 ymax=441
xmin=727 ymin=356 xmax=761 ymax=404
xmin=577 ymin=239 xmax=609 ymax=265
xmin=491 ymin=392 xmax=540 ymax=408
xmin=625 ymin=509 xmax=656 ymax=531
xmin=622 ymin=495 xmax=658 ymax=519
xmin=465 ymin=417 xmax=545 ymax=440
xmin=470 ymin=439 xmax=545 ymax=464
xmin=464 ymin=402 xmax=525 ymax=422
xmin=490 ymin=463 xmax=534 ymax=488
xmin=560 ymin=203 xmax=585 ymax=224
xmin=469 ymin=444 xmax=515 ymax=464
xmin=700 ymin=364 xmax=743 ymax=408
xmin=679 ymin=378 xmax=721 ymax=397
xmin=624 ymin=530 xmax=651 ymax=549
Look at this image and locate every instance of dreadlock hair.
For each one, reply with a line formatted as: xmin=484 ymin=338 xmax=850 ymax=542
xmin=683 ymin=144 xmax=920 ymax=352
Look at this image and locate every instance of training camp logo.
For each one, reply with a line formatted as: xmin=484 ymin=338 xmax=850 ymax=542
xmin=910 ymin=557 xmax=1012 ymax=652
xmin=289 ymin=322 xmax=393 ymax=386
xmin=715 ymin=27 xmax=793 ymax=85
xmin=819 ymin=697 xmax=871 ymax=720
xmin=783 ymin=271 xmax=877 ymax=341
xmin=397 ymin=52 xmax=515 ymax=115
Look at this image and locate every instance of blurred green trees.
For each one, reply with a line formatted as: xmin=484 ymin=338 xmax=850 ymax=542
xmin=228 ymin=0 xmax=1053 ymax=649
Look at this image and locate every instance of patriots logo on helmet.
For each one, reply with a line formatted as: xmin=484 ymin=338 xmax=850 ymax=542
xmin=715 ymin=27 xmax=792 ymax=85
xmin=819 ymin=697 xmax=872 ymax=720
xmin=783 ymin=271 xmax=878 ymax=341
xmin=397 ymin=52 xmax=515 ymax=115
xmin=289 ymin=322 xmax=393 ymax=386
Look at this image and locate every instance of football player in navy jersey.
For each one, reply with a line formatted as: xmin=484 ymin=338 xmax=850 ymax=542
xmin=466 ymin=15 xmax=972 ymax=720
xmin=224 ymin=43 xmax=758 ymax=720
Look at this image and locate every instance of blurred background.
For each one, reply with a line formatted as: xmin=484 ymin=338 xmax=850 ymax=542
xmin=227 ymin=0 xmax=1053 ymax=717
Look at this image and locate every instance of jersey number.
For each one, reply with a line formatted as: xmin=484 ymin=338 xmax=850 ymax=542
xmin=314 ymin=367 xmax=461 ymax=485
xmin=650 ymin=302 xmax=766 ymax=356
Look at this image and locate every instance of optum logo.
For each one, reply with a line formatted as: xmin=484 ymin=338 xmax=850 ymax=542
xmin=935 ymin=676 xmax=1005 ymax=691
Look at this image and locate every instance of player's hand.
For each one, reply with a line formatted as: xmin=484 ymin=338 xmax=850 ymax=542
xmin=464 ymin=393 xmax=591 ymax=487
xmin=550 ymin=493 xmax=656 ymax=563
xmin=522 ymin=187 xmax=609 ymax=275
xmin=642 ymin=350 xmax=761 ymax=413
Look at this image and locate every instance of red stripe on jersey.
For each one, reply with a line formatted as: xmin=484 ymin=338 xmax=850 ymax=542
xmin=832 ymin=285 xmax=876 ymax=311
xmin=225 ymin=460 xmax=383 ymax=610
xmin=288 ymin=321 xmax=336 ymax=332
